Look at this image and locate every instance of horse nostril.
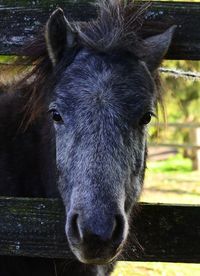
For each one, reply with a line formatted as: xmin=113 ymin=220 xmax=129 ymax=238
xmin=69 ymin=213 xmax=81 ymax=242
xmin=112 ymin=215 xmax=125 ymax=245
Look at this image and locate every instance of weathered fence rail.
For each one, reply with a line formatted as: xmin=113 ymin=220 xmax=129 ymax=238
xmin=149 ymin=123 xmax=200 ymax=169
xmin=0 ymin=197 xmax=200 ymax=263
xmin=0 ymin=1 xmax=200 ymax=59
xmin=149 ymin=143 xmax=200 ymax=150
xmin=151 ymin=123 xmax=200 ymax=129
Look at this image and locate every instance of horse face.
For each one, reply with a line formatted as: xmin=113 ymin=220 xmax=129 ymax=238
xmin=46 ymin=6 xmax=175 ymax=265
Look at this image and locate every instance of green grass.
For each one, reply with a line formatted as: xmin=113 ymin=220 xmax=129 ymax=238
xmin=148 ymin=154 xmax=193 ymax=173
xmin=112 ymin=155 xmax=200 ymax=275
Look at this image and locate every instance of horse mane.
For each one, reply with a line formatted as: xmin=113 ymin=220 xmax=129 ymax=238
xmin=1 ymin=0 xmax=163 ymax=127
xmin=75 ymin=0 xmax=150 ymax=55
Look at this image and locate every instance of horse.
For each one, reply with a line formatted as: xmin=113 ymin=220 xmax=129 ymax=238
xmin=0 ymin=0 xmax=175 ymax=275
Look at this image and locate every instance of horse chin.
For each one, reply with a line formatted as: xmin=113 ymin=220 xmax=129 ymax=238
xmin=70 ymin=246 xmax=122 ymax=265
xmin=77 ymin=257 xmax=114 ymax=265
xmin=75 ymin=254 xmax=118 ymax=265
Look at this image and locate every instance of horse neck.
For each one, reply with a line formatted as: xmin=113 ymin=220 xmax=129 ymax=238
xmin=0 ymin=90 xmax=58 ymax=198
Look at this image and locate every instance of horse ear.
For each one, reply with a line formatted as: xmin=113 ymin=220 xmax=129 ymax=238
xmin=144 ymin=26 xmax=176 ymax=72
xmin=45 ymin=8 xmax=77 ymax=66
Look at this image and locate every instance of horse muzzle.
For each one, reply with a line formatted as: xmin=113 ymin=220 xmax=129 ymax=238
xmin=66 ymin=210 xmax=128 ymax=264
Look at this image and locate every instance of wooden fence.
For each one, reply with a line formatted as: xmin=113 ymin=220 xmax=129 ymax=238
xmin=0 ymin=0 xmax=200 ymax=59
xmin=0 ymin=197 xmax=200 ymax=263
xmin=0 ymin=0 xmax=200 ymax=266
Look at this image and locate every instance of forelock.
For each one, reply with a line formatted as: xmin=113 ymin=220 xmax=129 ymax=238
xmin=74 ymin=0 xmax=150 ymax=57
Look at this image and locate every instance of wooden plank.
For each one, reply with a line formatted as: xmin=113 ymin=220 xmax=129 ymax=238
xmin=0 ymin=197 xmax=200 ymax=263
xmin=0 ymin=1 xmax=200 ymax=60
xmin=0 ymin=197 xmax=74 ymax=259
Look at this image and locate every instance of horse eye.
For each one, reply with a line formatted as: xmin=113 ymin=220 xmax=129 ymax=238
xmin=49 ymin=109 xmax=63 ymax=123
xmin=139 ymin=112 xmax=153 ymax=125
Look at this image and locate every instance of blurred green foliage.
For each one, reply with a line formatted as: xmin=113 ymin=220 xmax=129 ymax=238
xmin=162 ymin=60 xmax=200 ymax=123
xmin=0 ymin=55 xmax=16 ymax=64
xmin=149 ymin=59 xmax=200 ymax=154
